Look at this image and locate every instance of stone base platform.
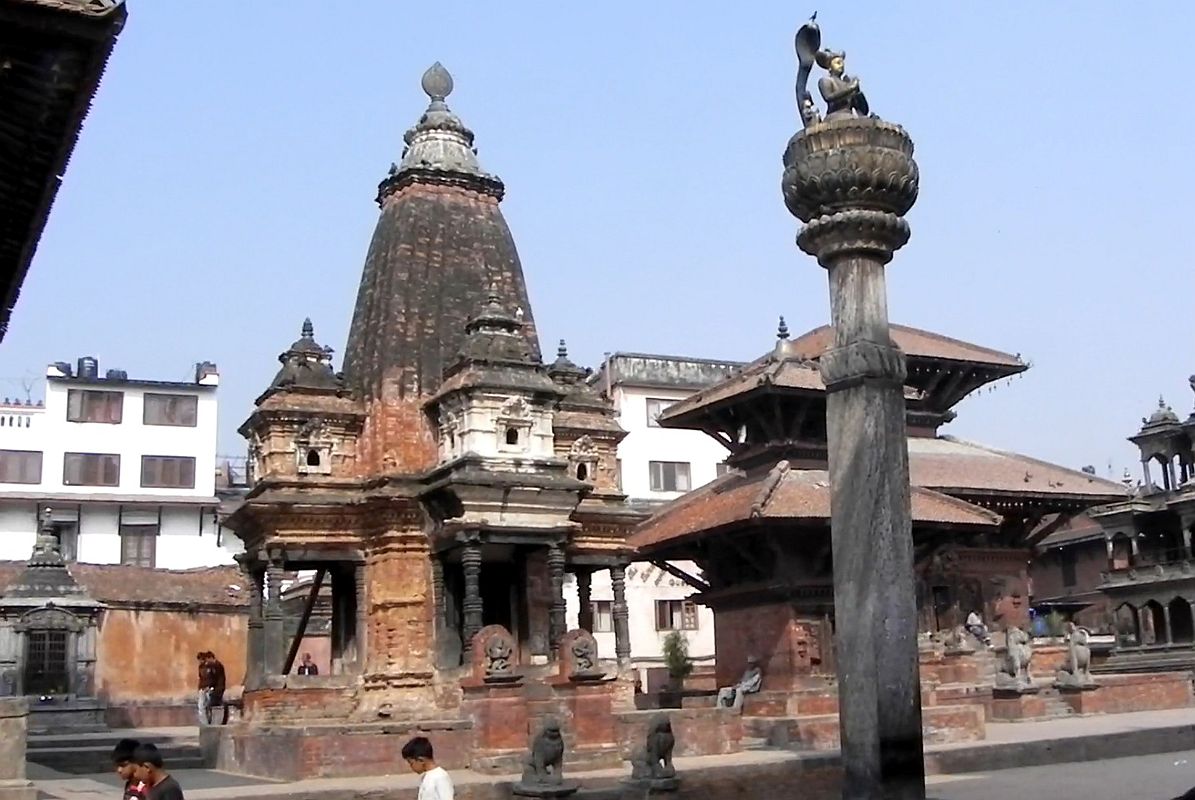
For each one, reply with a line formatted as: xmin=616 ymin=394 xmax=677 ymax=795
xmin=203 ymin=707 xmax=741 ymax=781
xmin=25 ymin=698 xmax=106 ymax=733
xmin=743 ymin=703 xmax=985 ymax=750
xmin=989 ymin=671 xmax=1192 ymax=721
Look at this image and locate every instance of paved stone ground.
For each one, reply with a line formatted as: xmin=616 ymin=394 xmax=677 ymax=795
xmin=25 ymin=709 xmax=1195 ymax=800
xmin=926 ymin=749 xmax=1195 ymax=799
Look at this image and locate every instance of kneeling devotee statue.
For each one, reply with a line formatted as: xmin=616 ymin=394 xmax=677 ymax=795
xmin=716 ymin=656 xmax=762 ymax=709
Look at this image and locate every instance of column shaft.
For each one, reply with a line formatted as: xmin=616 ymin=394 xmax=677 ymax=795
xmin=462 ymin=544 xmax=483 ymax=657
xmin=611 ymin=563 xmax=631 ymax=666
xmin=577 ymin=569 xmax=594 ymax=632
xmin=548 ymin=544 xmax=567 ymax=656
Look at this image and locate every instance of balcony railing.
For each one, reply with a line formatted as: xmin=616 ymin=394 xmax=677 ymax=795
xmin=1101 ymin=558 xmax=1195 ymax=587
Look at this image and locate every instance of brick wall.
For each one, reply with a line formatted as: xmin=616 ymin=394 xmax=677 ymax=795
xmin=713 ymin=603 xmax=829 ymax=689
xmin=243 ymin=686 xmax=358 ymax=724
xmin=1062 ymin=672 xmax=1194 ymax=715
xmin=95 ymin=607 xmax=246 ymax=705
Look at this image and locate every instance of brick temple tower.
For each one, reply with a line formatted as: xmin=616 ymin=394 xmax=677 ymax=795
xmin=223 ymin=65 xmax=643 ymax=765
xmin=343 ymin=61 xmax=540 ymax=476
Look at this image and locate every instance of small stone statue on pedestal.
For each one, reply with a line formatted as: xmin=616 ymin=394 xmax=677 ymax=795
xmin=558 ymin=629 xmax=605 ymax=682
xmin=1055 ymin=623 xmax=1097 ymax=690
xmin=512 ymin=718 xmax=578 ymax=798
xmin=625 ymin=713 xmax=679 ymax=794
xmin=994 ymin=626 xmax=1035 ymax=693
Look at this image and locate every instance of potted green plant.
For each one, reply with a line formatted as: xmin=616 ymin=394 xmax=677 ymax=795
xmin=660 ymin=631 xmax=692 ymax=708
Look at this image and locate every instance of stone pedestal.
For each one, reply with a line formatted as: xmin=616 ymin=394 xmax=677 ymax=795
xmin=511 ymin=782 xmax=579 ymax=798
xmin=783 ymin=84 xmax=923 ymax=800
xmin=0 ymin=699 xmax=36 ymax=800
xmin=620 ymin=776 xmax=680 ymax=795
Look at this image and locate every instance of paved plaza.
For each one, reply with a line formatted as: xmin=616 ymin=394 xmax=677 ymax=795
xmin=21 ymin=709 xmax=1195 ymax=800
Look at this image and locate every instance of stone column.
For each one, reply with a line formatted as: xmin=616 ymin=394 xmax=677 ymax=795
xmin=263 ymin=559 xmax=285 ymax=677
xmin=354 ymin=563 xmax=368 ymax=671
xmin=782 ymin=34 xmax=924 ymax=798
xmin=1105 ymin=536 xmax=1115 ymax=569
xmin=1163 ymin=605 xmax=1174 ymax=645
xmin=1142 ymin=460 xmax=1152 ymax=488
xmin=461 ymin=542 xmax=483 ymax=658
xmin=610 ymin=562 xmax=631 ymax=666
xmin=431 ymin=554 xmax=446 ymax=663
xmin=548 ymin=544 xmax=567 ymax=656
xmin=576 ymin=569 xmax=594 ymax=632
xmin=1183 ymin=527 xmax=1193 ymax=561
xmin=244 ymin=564 xmax=265 ymax=688
xmin=0 ymin=699 xmax=35 ymax=800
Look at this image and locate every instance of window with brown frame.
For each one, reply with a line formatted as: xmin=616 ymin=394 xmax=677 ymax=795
xmin=119 ymin=524 xmax=157 ymax=567
xmin=591 ymin=601 xmax=614 ymax=633
xmin=0 ymin=450 xmax=41 ymax=484
xmin=140 ymin=455 xmax=195 ymax=489
xmin=655 ymin=599 xmax=700 ymax=631
xmin=143 ymin=393 xmax=198 ymax=427
xmin=62 ymin=453 xmax=120 ymax=486
xmin=66 ymin=390 xmax=123 ymax=424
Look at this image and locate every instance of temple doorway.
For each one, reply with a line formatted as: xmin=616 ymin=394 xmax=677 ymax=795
xmin=480 ymin=561 xmax=521 ymax=639
xmin=1170 ymin=598 xmax=1194 ymax=644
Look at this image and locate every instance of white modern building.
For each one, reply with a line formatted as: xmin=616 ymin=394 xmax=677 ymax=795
xmin=566 ymin=352 xmax=742 ymax=682
xmin=0 ymin=357 xmax=242 ymax=568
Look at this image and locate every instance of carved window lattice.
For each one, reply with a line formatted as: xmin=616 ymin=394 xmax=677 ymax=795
xmin=24 ymin=629 xmax=69 ymax=696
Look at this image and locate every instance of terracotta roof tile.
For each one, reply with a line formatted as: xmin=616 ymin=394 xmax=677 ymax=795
xmin=0 ymin=562 xmax=246 ymax=607
xmin=907 ymin=437 xmax=1130 ymax=501
xmin=631 ymin=462 xmax=1000 ymax=553
xmin=1035 ymin=513 xmax=1106 ymax=549
xmin=789 ymin=324 xmax=1024 ymax=369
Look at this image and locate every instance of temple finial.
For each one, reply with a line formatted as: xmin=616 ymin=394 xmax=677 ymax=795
xmin=486 ymin=282 xmax=501 ymax=306
xmin=301 ymin=318 xmax=314 ymax=339
xmin=1159 ymin=395 xmax=1167 ymax=408
xmin=421 ymin=62 xmax=454 ymax=103
xmin=777 ymin=316 xmax=790 ymax=340
xmin=557 ymin=339 xmax=568 ymax=360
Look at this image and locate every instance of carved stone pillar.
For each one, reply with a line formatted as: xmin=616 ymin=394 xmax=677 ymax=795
xmin=1183 ymin=527 xmax=1193 ymax=561
xmin=548 ymin=544 xmax=566 ymax=657
xmin=431 ymin=554 xmax=446 ymax=640
xmin=263 ymin=559 xmax=285 ymax=677
xmin=461 ymin=543 xmax=483 ymax=657
xmin=354 ymin=563 xmax=367 ymax=671
xmin=576 ymin=569 xmax=594 ymax=632
xmin=610 ymin=562 xmax=631 ymax=666
xmin=244 ymin=563 xmax=265 ymax=688
xmin=782 ymin=22 xmax=924 ymax=798
xmin=1163 ymin=604 xmax=1174 ymax=645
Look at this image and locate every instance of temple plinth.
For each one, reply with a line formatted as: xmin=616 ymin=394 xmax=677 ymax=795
xmin=782 ymin=20 xmax=924 ymax=800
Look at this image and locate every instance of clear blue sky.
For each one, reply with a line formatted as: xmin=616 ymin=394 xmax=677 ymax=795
xmin=4 ymin=2 xmax=1192 ymax=477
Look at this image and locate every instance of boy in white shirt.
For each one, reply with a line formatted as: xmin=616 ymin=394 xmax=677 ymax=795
xmin=403 ymin=736 xmax=454 ymax=800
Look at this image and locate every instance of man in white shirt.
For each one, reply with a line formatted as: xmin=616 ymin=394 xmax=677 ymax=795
xmin=403 ymin=736 xmax=454 ymax=800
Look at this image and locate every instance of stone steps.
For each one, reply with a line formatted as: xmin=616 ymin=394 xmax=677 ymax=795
xmin=1037 ymin=689 xmax=1076 ymax=719
xmin=27 ymin=731 xmax=203 ymax=775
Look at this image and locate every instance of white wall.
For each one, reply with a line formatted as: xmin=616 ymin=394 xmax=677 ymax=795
xmin=613 ymin=386 xmax=729 ymax=502
xmin=0 ymin=499 xmax=241 ymax=566
xmin=0 ymin=365 xmax=238 ymax=569
xmin=26 ymin=377 xmax=218 ymax=497
xmin=565 ymin=562 xmax=715 ymax=665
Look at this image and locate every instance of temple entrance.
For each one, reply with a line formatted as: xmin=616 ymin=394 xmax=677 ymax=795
xmin=480 ymin=561 xmax=520 ymax=634
xmin=1143 ymin=600 xmax=1167 ymax=644
xmin=930 ymin=585 xmax=952 ymax=631
xmin=1114 ymin=603 xmax=1139 ymax=646
xmin=24 ymin=629 xmax=69 ymax=696
xmin=1170 ymin=598 xmax=1194 ymax=644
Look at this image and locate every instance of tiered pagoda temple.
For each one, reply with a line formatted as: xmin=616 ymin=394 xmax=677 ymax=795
xmin=631 ymin=322 xmax=1129 ymax=691
xmin=217 ymin=65 xmax=660 ymax=778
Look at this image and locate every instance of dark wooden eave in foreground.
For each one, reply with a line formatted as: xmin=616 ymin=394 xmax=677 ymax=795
xmin=0 ymin=0 xmax=126 ymax=341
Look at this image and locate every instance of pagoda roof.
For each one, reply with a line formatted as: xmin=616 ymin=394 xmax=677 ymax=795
xmin=907 ymin=436 xmax=1130 ymax=507
xmin=788 ymin=324 xmax=1025 ymax=369
xmin=0 ymin=0 xmax=126 ymax=342
xmin=631 ymin=461 xmax=1000 ymax=554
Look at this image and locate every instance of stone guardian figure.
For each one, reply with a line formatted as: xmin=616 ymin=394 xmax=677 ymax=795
xmin=1055 ymin=622 xmax=1096 ymax=689
xmin=995 ymin=626 xmax=1035 ymax=692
